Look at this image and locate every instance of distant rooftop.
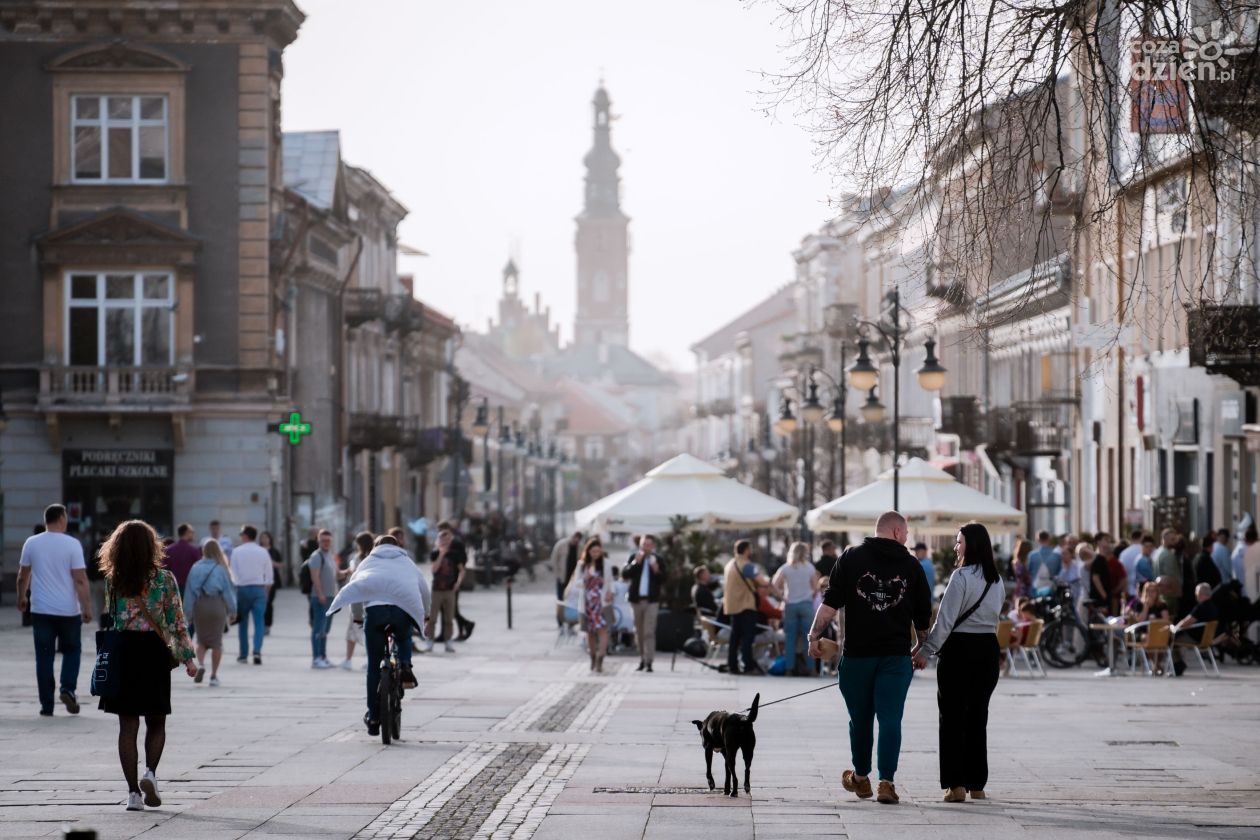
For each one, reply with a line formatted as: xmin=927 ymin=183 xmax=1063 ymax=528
xmin=282 ymin=131 xmax=340 ymax=210
xmin=543 ymin=343 xmax=674 ymax=388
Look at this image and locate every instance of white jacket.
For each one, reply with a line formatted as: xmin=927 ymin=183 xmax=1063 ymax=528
xmin=326 ymin=545 xmax=431 ymax=634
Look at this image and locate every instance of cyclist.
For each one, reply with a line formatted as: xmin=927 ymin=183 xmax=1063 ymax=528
xmin=327 ymin=534 xmax=430 ymax=736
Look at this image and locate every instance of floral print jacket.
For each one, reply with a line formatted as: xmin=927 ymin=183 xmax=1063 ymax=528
xmin=109 ymin=568 xmax=196 ymax=663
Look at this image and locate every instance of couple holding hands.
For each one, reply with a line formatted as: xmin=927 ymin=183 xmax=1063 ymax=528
xmin=807 ymin=512 xmax=1004 ymax=805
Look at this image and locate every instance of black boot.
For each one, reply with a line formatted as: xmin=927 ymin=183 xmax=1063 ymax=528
xmin=456 ymin=620 xmax=475 ymax=642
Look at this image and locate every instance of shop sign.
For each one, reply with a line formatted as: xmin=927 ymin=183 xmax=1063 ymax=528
xmin=65 ymin=449 xmax=172 ymax=480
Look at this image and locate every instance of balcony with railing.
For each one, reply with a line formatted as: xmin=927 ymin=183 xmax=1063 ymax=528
xmin=348 ymin=412 xmax=403 ymax=450
xmin=39 ymin=366 xmax=193 ymax=411
xmin=1012 ymin=401 xmax=1073 ymax=455
xmin=344 ymin=288 xmax=385 ymax=326
xmin=384 ymin=294 xmax=424 ymax=334
xmin=938 ymin=395 xmax=982 ymax=449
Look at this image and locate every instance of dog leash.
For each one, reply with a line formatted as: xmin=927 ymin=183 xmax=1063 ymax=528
xmin=740 ymin=683 xmax=833 ymax=713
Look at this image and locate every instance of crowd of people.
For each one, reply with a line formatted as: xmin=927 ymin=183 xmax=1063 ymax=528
xmin=15 ymin=504 xmax=477 ymax=810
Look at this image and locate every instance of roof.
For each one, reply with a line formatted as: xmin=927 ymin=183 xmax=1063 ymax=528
xmin=282 ymin=131 xmax=340 ymax=210
xmin=559 ymin=380 xmax=630 ymax=436
xmin=690 ymin=284 xmax=797 ymax=357
xmin=542 ymin=343 xmax=675 ymax=388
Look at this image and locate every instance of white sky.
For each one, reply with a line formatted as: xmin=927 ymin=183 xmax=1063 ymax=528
xmin=282 ymin=0 xmax=835 ymax=370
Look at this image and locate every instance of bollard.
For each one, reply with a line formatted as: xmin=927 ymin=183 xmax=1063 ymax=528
xmin=505 ymin=576 xmax=514 ymax=629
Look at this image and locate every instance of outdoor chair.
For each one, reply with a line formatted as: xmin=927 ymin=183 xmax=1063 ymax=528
xmin=1172 ymin=620 xmax=1220 ymax=677
xmin=554 ymin=600 xmax=580 ymax=648
xmin=696 ymin=609 xmax=730 ymax=662
xmin=1016 ymin=619 xmax=1047 ymax=677
xmin=997 ymin=620 xmax=1020 ymax=676
xmin=1123 ymin=619 xmax=1172 ymax=676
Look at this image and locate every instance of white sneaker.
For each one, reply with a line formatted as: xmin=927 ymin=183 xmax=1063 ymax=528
xmin=444 ymin=642 xmax=456 ymax=654
xmin=312 ymin=659 xmax=332 ymax=669
xmin=421 ymin=640 xmax=434 ymax=653
xmin=339 ymin=659 xmax=353 ymax=671
xmin=209 ymin=676 xmax=220 ymax=687
xmin=139 ymin=770 xmax=161 ymax=807
xmin=126 ymin=791 xmax=144 ymax=811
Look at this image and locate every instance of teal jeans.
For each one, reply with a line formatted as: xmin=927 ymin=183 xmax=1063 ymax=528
xmin=837 ymin=655 xmax=913 ymax=781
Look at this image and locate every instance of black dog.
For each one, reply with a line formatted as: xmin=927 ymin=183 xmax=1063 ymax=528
xmin=692 ymin=693 xmax=758 ymax=797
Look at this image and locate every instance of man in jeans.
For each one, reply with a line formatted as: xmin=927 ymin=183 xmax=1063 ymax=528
xmin=722 ymin=539 xmax=762 ymax=676
xmin=305 ymin=529 xmax=339 ymax=669
xmin=229 ymin=525 xmax=273 ymax=665
xmin=17 ymin=504 xmax=92 ymax=716
xmin=808 ymin=511 xmax=931 ymax=805
xmin=423 ymin=524 xmax=463 ymax=653
xmin=625 ymin=534 xmax=664 ymax=672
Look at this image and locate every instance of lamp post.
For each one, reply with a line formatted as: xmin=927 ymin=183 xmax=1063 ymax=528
xmin=846 ymin=287 xmax=946 ymax=509
xmin=471 ymin=398 xmax=490 ymax=507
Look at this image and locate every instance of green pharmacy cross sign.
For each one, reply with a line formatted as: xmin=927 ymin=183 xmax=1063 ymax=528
xmin=275 ymin=411 xmax=312 ymax=445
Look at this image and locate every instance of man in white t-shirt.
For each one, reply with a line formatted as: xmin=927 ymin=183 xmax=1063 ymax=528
xmin=16 ymin=504 xmax=92 ymax=717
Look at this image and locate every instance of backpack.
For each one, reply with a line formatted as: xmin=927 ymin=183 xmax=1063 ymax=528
xmin=299 ymin=560 xmax=312 ymax=595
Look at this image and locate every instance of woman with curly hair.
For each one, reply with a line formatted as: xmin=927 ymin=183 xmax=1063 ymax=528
xmin=97 ymin=520 xmax=198 ymax=812
xmin=567 ymin=537 xmax=613 ymax=673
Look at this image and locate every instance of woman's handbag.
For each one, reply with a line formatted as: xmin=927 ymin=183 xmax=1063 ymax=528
xmin=136 ymin=593 xmax=181 ymax=670
xmin=90 ymin=584 xmax=122 ymax=698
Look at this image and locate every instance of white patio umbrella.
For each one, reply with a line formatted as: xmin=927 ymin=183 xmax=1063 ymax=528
xmin=574 ymin=453 xmax=799 ymax=533
xmin=805 ymin=457 xmax=1026 ymax=536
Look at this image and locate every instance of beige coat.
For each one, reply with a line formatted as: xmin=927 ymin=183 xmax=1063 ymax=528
xmin=723 ymin=558 xmax=758 ymax=615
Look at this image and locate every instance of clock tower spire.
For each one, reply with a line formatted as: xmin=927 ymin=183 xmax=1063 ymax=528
xmin=574 ymin=83 xmax=630 ymax=349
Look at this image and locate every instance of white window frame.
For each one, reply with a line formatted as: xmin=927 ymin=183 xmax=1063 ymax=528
xmin=64 ymin=271 xmax=176 ymax=367
xmin=70 ymin=94 xmax=169 ymax=184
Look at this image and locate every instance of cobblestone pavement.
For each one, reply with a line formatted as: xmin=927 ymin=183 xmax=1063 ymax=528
xmin=1 ymin=581 xmax=1259 ymax=839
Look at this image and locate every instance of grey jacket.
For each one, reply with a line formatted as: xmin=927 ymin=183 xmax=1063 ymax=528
xmin=920 ymin=564 xmax=1005 ymax=657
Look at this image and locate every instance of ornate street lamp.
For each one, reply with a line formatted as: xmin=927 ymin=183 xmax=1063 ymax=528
xmin=799 ymin=379 xmax=825 ymax=424
xmin=471 ymin=397 xmax=490 ymax=436
xmin=918 ymin=336 xmax=947 ymax=392
xmin=827 ymin=396 xmax=845 ymax=433
xmin=846 ymin=288 xmax=947 ymax=508
xmin=775 ymin=398 xmax=798 ymax=436
xmin=861 ymin=388 xmax=886 ymax=424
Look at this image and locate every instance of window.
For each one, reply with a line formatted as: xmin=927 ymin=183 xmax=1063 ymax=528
xmin=65 ymin=272 xmax=174 ymax=366
xmin=71 ymin=95 xmax=168 ymax=183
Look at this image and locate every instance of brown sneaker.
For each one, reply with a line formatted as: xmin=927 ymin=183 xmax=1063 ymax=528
xmin=969 ymin=790 xmax=986 ymax=800
xmin=943 ymin=787 xmax=966 ymax=802
xmin=841 ymin=770 xmax=873 ymax=799
xmin=876 ymin=780 xmax=899 ymax=804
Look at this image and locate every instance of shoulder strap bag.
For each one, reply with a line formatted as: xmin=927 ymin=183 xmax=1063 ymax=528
xmin=90 ymin=582 xmax=123 ymax=698
xmin=133 ymin=585 xmax=181 ymax=670
xmin=939 ymin=575 xmax=995 ymax=655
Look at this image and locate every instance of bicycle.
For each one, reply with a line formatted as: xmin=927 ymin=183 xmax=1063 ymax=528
xmin=377 ymin=624 xmax=403 ymax=744
xmin=1037 ymin=586 xmax=1109 ymax=668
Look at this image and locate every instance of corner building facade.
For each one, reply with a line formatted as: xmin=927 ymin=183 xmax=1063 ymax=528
xmin=0 ymin=1 xmax=305 ymax=577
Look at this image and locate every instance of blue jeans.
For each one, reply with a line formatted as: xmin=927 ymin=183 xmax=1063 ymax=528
xmin=365 ymin=605 xmax=413 ymax=722
xmin=309 ymin=595 xmax=332 ymax=660
xmin=837 ymin=655 xmax=914 ymax=781
xmin=783 ymin=601 xmax=815 ymax=674
xmin=32 ymin=614 xmax=81 ymax=712
xmin=237 ymin=586 xmax=267 ymax=658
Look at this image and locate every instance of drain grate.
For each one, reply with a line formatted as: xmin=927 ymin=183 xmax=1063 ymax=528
xmin=594 ymin=786 xmax=712 ymax=794
xmin=1106 ymin=740 xmax=1179 ymax=747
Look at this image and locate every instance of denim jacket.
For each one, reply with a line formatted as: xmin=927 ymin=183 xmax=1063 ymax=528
xmin=184 ymin=558 xmax=238 ymax=618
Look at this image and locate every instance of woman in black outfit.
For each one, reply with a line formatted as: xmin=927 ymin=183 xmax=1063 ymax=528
xmin=912 ymin=522 xmax=1006 ymax=803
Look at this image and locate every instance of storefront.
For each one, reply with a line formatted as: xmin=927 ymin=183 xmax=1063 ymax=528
xmin=62 ymin=448 xmax=174 ymax=545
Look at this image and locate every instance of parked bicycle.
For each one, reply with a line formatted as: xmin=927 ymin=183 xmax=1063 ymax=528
xmin=1035 ymin=585 xmax=1109 ymax=668
xmin=377 ymin=624 xmax=403 ymax=744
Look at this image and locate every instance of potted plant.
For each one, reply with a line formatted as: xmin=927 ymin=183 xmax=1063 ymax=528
xmin=652 ymin=516 xmax=724 ymax=652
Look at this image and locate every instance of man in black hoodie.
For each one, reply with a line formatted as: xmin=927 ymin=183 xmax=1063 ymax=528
xmin=807 ymin=511 xmax=931 ymax=806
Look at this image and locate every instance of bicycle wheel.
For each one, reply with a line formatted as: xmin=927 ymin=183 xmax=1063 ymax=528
xmin=1041 ymin=620 xmax=1088 ymax=668
xmin=378 ymin=666 xmax=394 ymax=745
xmin=390 ymin=679 xmax=402 ymax=741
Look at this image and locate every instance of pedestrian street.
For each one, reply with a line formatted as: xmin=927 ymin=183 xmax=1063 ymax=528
xmin=1 ymin=581 xmax=1258 ymax=840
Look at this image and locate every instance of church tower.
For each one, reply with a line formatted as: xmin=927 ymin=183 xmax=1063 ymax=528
xmin=573 ymin=84 xmax=630 ymax=349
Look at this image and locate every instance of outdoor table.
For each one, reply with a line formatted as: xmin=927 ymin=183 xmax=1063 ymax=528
xmin=1089 ymin=621 xmax=1129 ymax=677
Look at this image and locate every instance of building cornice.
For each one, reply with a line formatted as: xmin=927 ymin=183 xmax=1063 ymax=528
xmin=1 ymin=1 xmax=305 ymax=49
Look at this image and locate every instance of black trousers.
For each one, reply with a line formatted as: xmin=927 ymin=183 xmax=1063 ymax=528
xmin=936 ymin=632 xmax=999 ymax=791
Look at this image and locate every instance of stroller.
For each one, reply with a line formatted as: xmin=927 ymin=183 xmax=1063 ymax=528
xmin=1209 ymin=581 xmax=1258 ymax=665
